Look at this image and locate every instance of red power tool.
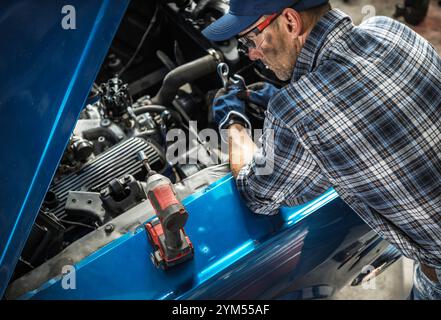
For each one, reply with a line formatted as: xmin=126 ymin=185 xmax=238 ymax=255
xmin=138 ymin=151 xmax=193 ymax=269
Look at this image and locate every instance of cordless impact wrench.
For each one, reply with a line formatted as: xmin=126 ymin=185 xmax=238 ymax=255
xmin=137 ymin=151 xmax=193 ymax=269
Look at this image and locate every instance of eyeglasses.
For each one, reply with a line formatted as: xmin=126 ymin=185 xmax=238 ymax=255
xmin=237 ymin=13 xmax=280 ymax=52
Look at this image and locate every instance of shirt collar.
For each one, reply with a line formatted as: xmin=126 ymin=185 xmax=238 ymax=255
xmin=292 ymin=9 xmax=353 ymax=82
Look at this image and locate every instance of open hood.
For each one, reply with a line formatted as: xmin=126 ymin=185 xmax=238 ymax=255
xmin=0 ymin=0 xmax=129 ymax=296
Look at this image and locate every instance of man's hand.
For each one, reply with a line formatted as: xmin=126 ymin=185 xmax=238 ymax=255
xmin=211 ymin=82 xmax=278 ymax=176
xmin=211 ymin=82 xmax=278 ymax=128
xmin=211 ymin=86 xmax=251 ymax=133
xmin=237 ymin=82 xmax=279 ymax=118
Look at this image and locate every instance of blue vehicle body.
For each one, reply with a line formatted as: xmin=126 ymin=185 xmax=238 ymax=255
xmin=0 ymin=0 xmax=400 ymax=299
xmin=12 ymin=177 xmax=392 ymax=300
xmin=0 ymin=0 xmax=130 ymax=296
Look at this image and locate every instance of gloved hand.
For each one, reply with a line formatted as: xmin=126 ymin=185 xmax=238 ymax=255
xmin=211 ymin=85 xmax=251 ymax=130
xmin=237 ymin=82 xmax=279 ymax=111
xmin=211 ymin=82 xmax=278 ymax=135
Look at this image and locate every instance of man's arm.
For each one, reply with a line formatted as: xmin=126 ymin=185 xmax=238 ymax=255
xmin=233 ymin=113 xmax=332 ymax=215
xmin=212 ymin=81 xmax=330 ymax=215
xmin=228 ymin=124 xmax=256 ymax=177
xmin=212 ymin=78 xmax=331 ymax=215
xmin=212 ymin=81 xmax=279 ymax=176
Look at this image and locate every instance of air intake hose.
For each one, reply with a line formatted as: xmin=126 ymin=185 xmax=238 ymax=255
xmin=151 ymin=53 xmax=221 ymax=106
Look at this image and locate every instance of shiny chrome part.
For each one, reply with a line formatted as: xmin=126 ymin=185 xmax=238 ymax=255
xmin=217 ymin=62 xmax=230 ymax=90
xmin=231 ymin=74 xmax=246 ymax=89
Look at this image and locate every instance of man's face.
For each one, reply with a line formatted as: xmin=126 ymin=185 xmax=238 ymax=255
xmin=240 ymin=15 xmax=299 ymax=81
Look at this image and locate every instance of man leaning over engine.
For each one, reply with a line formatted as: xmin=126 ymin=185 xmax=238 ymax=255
xmin=202 ymin=0 xmax=441 ymax=299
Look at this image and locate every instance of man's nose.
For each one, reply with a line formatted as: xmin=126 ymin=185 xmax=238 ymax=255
xmin=248 ymin=47 xmax=264 ymax=61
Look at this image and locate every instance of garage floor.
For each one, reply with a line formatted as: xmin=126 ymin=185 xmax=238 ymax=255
xmin=332 ymin=258 xmax=414 ymax=300
xmin=327 ymin=0 xmax=440 ymax=300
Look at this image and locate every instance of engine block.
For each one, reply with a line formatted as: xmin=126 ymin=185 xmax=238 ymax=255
xmin=49 ymin=137 xmax=163 ymax=219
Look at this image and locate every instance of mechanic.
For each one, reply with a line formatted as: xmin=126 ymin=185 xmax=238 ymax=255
xmin=202 ymin=0 xmax=441 ymax=299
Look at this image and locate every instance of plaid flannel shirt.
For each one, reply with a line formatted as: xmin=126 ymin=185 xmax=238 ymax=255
xmin=236 ymin=9 xmax=441 ymax=267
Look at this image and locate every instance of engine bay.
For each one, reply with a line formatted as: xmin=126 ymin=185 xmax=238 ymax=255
xmin=10 ymin=0 xmax=285 ymax=283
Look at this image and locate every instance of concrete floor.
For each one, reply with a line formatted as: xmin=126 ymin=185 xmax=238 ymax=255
xmin=325 ymin=0 xmax=441 ymax=300
xmin=333 ymin=258 xmax=414 ymax=300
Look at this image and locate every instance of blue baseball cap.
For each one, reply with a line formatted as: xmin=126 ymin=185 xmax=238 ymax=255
xmin=202 ymin=0 xmax=329 ymax=41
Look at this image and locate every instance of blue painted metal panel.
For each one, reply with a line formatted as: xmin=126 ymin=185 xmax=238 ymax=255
xmin=0 ymin=0 xmax=130 ymax=296
xmin=18 ymin=175 xmax=385 ymax=300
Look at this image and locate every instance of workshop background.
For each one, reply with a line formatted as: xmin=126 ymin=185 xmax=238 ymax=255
xmin=329 ymin=0 xmax=440 ymax=300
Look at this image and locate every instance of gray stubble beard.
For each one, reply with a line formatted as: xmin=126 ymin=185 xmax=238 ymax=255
xmin=269 ymin=35 xmax=297 ymax=81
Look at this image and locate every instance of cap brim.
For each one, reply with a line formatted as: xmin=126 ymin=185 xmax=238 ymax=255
xmin=202 ymin=13 xmax=260 ymax=42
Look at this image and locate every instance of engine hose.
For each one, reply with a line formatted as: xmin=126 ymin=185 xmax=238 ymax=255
xmin=133 ymin=105 xmax=167 ymax=115
xmin=151 ymin=53 xmax=220 ymax=106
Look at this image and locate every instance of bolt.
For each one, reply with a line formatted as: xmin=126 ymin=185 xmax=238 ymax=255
xmin=104 ymin=224 xmax=114 ymax=234
xmin=101 ymin=119 xmax=111 ymax=127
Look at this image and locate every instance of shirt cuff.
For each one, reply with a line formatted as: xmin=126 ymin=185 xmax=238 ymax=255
xmin=235 ymin=161 xmax=279 ymax=215
xmin=219 ymin=110 xmax=252 ymax=143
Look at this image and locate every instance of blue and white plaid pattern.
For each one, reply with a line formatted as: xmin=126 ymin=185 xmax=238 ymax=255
xmin=236 ymin=9 xmax=441 ymax=267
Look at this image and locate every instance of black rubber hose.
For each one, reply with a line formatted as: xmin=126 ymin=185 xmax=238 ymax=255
xmin=133 ymin=105 xmax=167 ymax=115
xmin=151 ymin=54 xmax=219 ymax=106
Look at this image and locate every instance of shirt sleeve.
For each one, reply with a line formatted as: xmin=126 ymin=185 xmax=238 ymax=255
xmin=236 ymin=112 xmax=331 ymax=215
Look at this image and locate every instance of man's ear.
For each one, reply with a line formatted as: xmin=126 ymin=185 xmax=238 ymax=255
xmin=280 ymin=8 xmax=302 ymax=38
